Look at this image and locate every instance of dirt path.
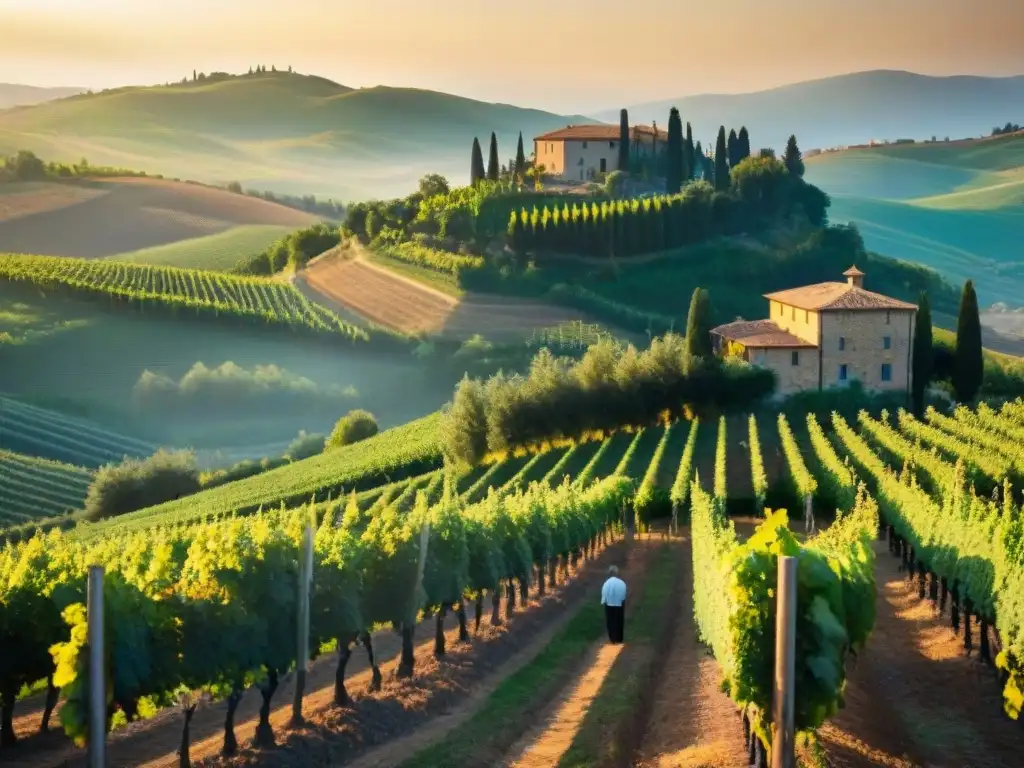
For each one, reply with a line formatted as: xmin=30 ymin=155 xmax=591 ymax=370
xmin=817 ymin=539 xmax=1024 ymax=768
xmin=635 ymin=533 xmax=748 ymax=768
xmin=500 ymin=538 xmax=658 ymax=767
xmin=6 ymin=539 xmax=627 ymax=768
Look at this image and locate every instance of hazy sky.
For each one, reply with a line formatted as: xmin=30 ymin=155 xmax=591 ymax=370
xmin=3 ymin=0 xmax=1023 ymax=113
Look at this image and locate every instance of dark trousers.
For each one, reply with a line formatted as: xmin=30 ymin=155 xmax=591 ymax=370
xmin=605 ymin=604 xmax=625 ymax=644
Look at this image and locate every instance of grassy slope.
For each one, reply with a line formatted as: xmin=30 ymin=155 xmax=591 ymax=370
xmin=68 ymin=412 xmax=443 ymax=539
xmin=0 ymin=72 xmax=598 ymax=200
xmin=805 ymin=133 xmax=1024 ymax=307
xmin=107 ymin=224 xmax=297 ymax=269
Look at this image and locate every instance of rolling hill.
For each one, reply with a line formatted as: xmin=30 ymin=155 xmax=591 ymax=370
xmin=0 ymin=71 xmax=598 ymax=200
xmin=0 ymin=176 xmax=317 ymax=263
xmin=804 ymin=131 xmax=1024 ymax=309
xmin=0 ymin=83 xmax=85 ymax=110
xmin=595 ymin=70 xmax=1024 ymax=154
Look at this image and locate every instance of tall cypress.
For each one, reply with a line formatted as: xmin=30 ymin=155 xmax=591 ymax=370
xmin=684 ymin=122 xmax=695 ymax=180
xmin=727 ymin=129 xmax=739 ymax=167
xmin=618 ymin=109 xmax=630 ymax=171
xmin=685 ymin=287 xmax=713 ymax=361
xmin=514 ymin=132 xmax=526 ymax=180
xmin=666 ymin=108 xmax=683 ymax=194
xmin=470 ymin=138 xmax=485 ymax=187
xmin=738 ymin=126 xmax=751 ymax=161
xmin=911 ymin=292 xmax=933 ymax=416
xmin=783 ymin=135 xmax=805 ymax=177
xmin=487 ymin=132 xmax=500 ymax=182
xmin=713 ymin=127 xmax=729 ymax=191
xmin=952 ymin=280 xmax=984 ymax=402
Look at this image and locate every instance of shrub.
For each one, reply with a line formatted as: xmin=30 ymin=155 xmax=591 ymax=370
xmin=441 ymin=335 xmax=776 ymax=465
xmin=286 ymin=430 xmax=326 ymax=460
xmin=83 ymin=449 xmax=200 ymax=520
xmin=327 ymin=409 xmax=379 ymax=449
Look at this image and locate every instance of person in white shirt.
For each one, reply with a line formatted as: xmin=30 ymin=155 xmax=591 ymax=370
xmin=601 ymin=565 xmax=627 ymax=644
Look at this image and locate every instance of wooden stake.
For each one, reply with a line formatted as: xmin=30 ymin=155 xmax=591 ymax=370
xmin=291 ymin=522 xmax=314 ymax=726
xmin=87 ymin=566 xmax=105 ymax=768
xmin=771 ymin=556 xmax=797 ymax=768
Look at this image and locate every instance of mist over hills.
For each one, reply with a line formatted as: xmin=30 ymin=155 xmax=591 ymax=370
xmin=594 ymin=70 xmax=1024 ymax=153
xmin=0 ymin=83 xmax=86 ymax=110
xmin=0 ymin=71 xmax=597 ymax=200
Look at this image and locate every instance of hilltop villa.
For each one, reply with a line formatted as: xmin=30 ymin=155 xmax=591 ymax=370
xmin=534 ymin=124 xmax=669 ymax=182
xmin=710 ymin=267 xmax=918 ymax=395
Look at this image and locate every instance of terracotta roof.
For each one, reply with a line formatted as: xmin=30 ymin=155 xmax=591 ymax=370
xmin=843 ymin=265 xmax=865 ymax=277
xmin=710 ymin=319 xmax=817 ymax=349
xmin=763 ymin=282 xmax=917 ymax=311
xmin=534 ymin=124 xmax=669 ymax=142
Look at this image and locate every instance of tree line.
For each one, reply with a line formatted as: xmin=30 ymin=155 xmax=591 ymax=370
xmin=441 ymin=310 xmax=775 ymax=467
xmin=912 ymin=277 xmax=987 ymax=415
xmin=470 ymin=132 xmax=528 ymax=187
xmin=507 ymin=154 xmax=828 ymax=258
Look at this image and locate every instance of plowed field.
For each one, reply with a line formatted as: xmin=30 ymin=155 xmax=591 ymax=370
xmin=299 ymin=251 xmax=599 ymax=342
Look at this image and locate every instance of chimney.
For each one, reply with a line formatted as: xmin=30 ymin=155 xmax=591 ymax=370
xmin=843 ymin=265 xmax=865 ymax=289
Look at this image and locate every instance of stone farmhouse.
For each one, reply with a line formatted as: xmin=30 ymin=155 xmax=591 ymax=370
xmin=710 ymin=267 xmax=918 ymax=395
xmin=533 ymin=124 xmax=668 ymax=182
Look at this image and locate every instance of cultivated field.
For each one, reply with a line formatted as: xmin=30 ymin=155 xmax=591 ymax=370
xmin=0 ymin=449 xmax=93 ymax=526
xmin=0 ymin=177 xmax=317 ymax=264
xmin=300 ymin=250 xmax=602 ymax=342
xmin=805 ymin=132 xmax=1024 ymax=307
xmin=5 ymin=402 xmax=1024 ymax=767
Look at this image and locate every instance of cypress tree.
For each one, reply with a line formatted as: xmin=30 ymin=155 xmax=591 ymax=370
xmin=684 ymin=122 xmax=695 ymax=180
xmin=952 ymin=280 xmax=984 ymax=402
xmin=470 ymin=138 xmax=485 ymax=187
xmin=713 ymin=127 xmax=730 ymax=191
xmin=685 ymin=287 xmax=713 ymax=360
xmin=487 ymin=132 xmax=500 ymax=182
xmin=666 ymin=108 xmax=683 ymax=194
xmin=738 ymin=126 xmax=751 ymax=161
xmin=911 ymin=292 xmax=933 ymax=416
xmin=727 ymin=129 xmax=739 ymax=167
xmin=515 ymin=132 xmax=526 ymax=180
xmin=618 ymin=109 xmax=630 ymax=171
xmin=783 ymin=134 xmax=805 ymax=177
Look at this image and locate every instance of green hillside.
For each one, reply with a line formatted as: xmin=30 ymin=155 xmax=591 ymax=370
xmin=108 ymin=224 xmax=296 ymax=269
xmin=0 ymin=71 xmax=598 ymax=200
xmin=805 ymin=133 xmax=1024 ymax=307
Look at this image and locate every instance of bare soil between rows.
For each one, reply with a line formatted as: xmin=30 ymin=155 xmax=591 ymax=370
xmin=817 ymin=537 xmax=1024 ymax=768
xmin=501 ymin=537 xmax=660 ymax=768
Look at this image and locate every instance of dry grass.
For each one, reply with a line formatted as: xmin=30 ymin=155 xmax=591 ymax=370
xmin=0 ymin=177 xmax=317 ymax=259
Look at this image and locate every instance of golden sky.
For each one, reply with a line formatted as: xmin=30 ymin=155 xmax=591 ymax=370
xmin=3 ymin=0 xmax=1023 ymax=112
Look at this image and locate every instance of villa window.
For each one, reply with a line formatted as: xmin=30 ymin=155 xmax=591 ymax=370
xmin=791 ymin=351 xmax=799 ymax=366
xmin=582 ymin=141 xmax=588 ymax=149
xmin=881 ymin=363 xmax=892 ymax=382
xmin=886 ymin=311 xmax=891 ymax=325
xmin=791 ymin=306 xmax=796 ymax=320
xmin=609 ymin=141 xmax=616 ymax=148
xmin=839 ymin=364 xmax=848 ymax=381
xmin=838 ymin=337 xmax=845 ymax=351
xmin=883 ymin=336 xmax=891 ymax=350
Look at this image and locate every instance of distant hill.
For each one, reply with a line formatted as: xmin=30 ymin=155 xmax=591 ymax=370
xmin=0 ymin=83 xmax=86 ymax=110
xmin=0 ymin=71 xmax=598 ymax=200
xmin=594 ymin=70 xmax=1024 ymax=154
xmin=0 ymin=176 xmax=317 ymax=265
xmin=804 ymin=132 xmax=1024 ymax=309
